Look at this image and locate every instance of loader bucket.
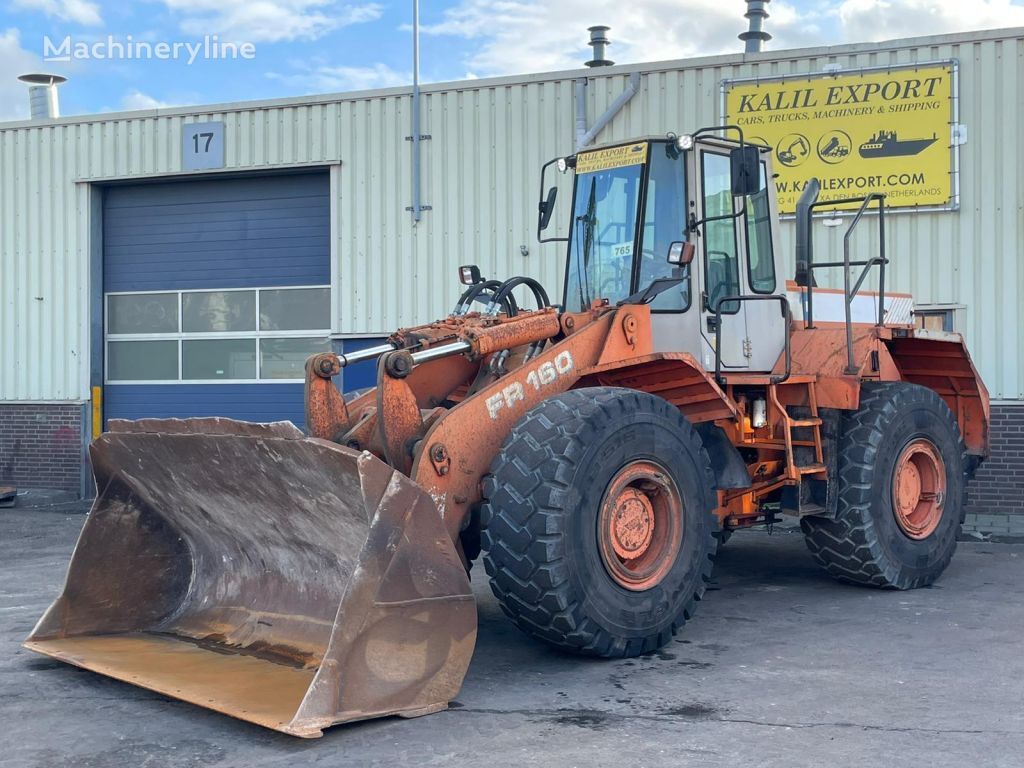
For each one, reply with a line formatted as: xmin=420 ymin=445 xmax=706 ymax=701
xmin=24 ymin=418 xmax=476 ymax=738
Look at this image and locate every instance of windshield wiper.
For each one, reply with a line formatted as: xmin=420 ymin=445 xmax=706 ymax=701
xmin=573 ymin=180 xmax=598 ymax=309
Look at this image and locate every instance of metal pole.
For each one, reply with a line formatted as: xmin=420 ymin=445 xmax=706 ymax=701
xmin=411 ymin=0 xmax=422 ymax=222
xmin=575 ymin=78 xmax=588 ymax=151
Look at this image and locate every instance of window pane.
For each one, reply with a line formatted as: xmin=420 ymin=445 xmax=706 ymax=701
xmin=563 ymin=165 xmax=643 ymax=312
xmin=917 ymin=311 xmax=953 ymax=332
xmin=182 ymin=291 xmax=256 ymax=333
xmin=182 ymin=339 xmax=256 ymax=379
xmin=260 ymin=337 xmax=332 ymax=380
xmin=701 ymin=153 xmax=741 ymax=314
xmin=640 ymin=145 xmax=690 ymax=312
xmin=260 ymin=288 xmax=330 ymax=331
xmin=107 ymin=293 xmax=178 ymax=334
xmin=745 ymin=165 xmax=777 ymax=294
xmin=108 ymin=340 xmax=178 ymax=380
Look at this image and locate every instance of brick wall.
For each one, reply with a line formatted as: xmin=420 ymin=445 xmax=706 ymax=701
xmin=0 ymin=404 xmax=83 ymax=492
xmin=966 ymin=403 xmax=1024 ymax=516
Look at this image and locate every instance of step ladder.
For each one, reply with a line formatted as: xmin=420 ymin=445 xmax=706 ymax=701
xmin=768 ymin=383 xmax=825 ymax=481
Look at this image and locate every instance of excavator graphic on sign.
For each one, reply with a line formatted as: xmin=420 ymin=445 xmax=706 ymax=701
xmin=777 ymin=134 xmax=810 ymax=166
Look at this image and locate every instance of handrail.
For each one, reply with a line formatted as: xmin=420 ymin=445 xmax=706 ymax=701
xmin=713 ymin=294 xmax=792 ymax=386
xmin=800 ymin=192 xmax=888 ymax=375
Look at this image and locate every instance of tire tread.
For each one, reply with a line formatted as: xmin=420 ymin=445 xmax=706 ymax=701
xmin=801 ymin=382 xmax=967 ymax=590
xmin=481 ymin=387 xmax=717 ymax=657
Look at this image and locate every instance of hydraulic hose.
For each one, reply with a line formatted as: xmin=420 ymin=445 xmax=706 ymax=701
xmin=454 ymin=280 xmax=519 ymax=316
xmin=485 ymin=276 xmax=551 ymax=315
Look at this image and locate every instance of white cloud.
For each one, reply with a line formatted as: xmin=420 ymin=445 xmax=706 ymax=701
xmin=420 ymin=0 xmax=1024 ymax=76
xmin=0 ymin=28 xmax=44 ymax=122
xmin=120 ymin=89 xmax=177 ymax=110
xmin=837 ymin=0 xmax=1024 ymax=41
xmin=267 ymin=60 xmax=408 ymax=93
xmin=158 ymin=0 xmax=383 ymax=43
xmin=10 ymin=0 xmax=103 ymax=26
xmin=419 ymin=0 xmax=819 ymax=76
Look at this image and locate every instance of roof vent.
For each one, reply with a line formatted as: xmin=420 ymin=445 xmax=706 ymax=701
xmin=585 ymin=26 xmax=614 ymax=67
xmin=739 ymin=0 xmax=771 ymax=53
xmin=18 ymin=73 xmax=67 ymax=120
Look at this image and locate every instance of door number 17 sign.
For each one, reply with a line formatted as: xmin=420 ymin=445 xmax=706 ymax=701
xmin=182 ymin=121 xmax=225 ymax=171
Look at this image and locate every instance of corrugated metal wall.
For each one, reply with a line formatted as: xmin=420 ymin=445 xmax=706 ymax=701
xmin=1 ymin=28 xmax=1021 ymax=401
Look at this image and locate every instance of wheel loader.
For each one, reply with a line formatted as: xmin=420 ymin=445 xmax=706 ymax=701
xmin=25 ymin=127 xmax=989 ymax=738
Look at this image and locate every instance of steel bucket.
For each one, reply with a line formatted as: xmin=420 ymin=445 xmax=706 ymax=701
xmin=24 ymin=418 xmax=476 ymax=738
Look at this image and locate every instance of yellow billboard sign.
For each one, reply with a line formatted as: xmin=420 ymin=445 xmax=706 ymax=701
xmin=724 ymin=64 xmax=954 ymax=213
xmin=576 ymin=141 xmax=648 ymax=174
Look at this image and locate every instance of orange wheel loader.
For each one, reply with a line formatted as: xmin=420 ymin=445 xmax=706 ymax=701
xmin=25 ymin=128 xmax=989 ymax=737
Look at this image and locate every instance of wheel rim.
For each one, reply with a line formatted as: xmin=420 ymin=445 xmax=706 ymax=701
xmin=891 ymin=438 xmax=946 ymax=540
xmin=597 ymin=461 xmax=683 ymax=591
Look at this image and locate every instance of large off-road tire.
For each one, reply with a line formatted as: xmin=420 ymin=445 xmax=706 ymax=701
xmin=480 ymin=387 xmax=718 ymax=658
xmin=801 ymin=382 xmax=967 ymax=590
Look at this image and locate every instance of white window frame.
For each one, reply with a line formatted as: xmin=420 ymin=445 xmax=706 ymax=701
xmin=105 ymin=285 xmax=332 ymax=384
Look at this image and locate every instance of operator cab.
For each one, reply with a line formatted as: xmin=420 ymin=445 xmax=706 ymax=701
xmin=539 ymin=130 xmax=787 ymax=375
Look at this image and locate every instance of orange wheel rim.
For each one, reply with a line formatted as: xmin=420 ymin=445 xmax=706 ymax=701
xmin=597 ymin=461 xmax=683 ymax=591
xmin=892 ymin=439 xmax=946 ymax=540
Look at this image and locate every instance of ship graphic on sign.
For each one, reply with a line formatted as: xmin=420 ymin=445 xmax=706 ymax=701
xmin=859 ymin=130 xmax=939 ymax=158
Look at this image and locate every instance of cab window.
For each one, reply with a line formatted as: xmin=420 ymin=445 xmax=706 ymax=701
xmin=564 ymin=164 xmax=642 ymax=310
xmin=639 ymin=145 xmax=690 ymax=311
xmin=700 ymin=152 xmax=740 ymax=314
xmin=745 ymin=163 xmax=776 ymax=294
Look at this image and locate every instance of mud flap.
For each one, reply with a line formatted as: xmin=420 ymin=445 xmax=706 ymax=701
xmin=24 ymin=418 xmax=476 ymax=738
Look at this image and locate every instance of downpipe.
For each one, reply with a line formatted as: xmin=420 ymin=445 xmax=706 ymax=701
xmin=575 ymin=77 xmax=589 ymax=151
xmin=578 ymin=71 xmax=641 ymax=150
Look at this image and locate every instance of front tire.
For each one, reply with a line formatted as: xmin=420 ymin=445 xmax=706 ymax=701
xmin=801 ymin=382 xmax=966 ymax=589
xmin=481 ymin=387 xmax=718 ymax=658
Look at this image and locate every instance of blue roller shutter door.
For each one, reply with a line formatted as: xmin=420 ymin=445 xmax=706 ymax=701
xmin=102 ymin=172 xmax=331 ymax=427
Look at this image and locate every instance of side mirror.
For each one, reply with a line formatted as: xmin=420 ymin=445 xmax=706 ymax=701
xmin=730 ymin=146 xmax=762 ymax=196
xmin=538 ymin=186 xmax=558 ymax=231
xmin=667 ymin=241 xmax=695 ymax=266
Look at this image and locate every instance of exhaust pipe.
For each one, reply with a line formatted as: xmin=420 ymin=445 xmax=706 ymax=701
xmin=740 ymin=0 xmax=771 ymax=53
xmin=585 ymin=26 xmax=613 ymax=67
xmin=18 ymin=73 xmax=66 ymax=120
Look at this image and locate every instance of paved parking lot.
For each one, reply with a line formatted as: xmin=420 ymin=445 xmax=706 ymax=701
xmin=2 ymin=506 xmax=1022 ymax=768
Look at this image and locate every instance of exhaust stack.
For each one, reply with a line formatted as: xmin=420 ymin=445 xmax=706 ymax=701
xmin=740 ymin=0 xmax=771 ymax=53
xmin=585 ymin=26 xmax=613 ymax=67
xmin=18 ymin=73 xmax=67 ymax=120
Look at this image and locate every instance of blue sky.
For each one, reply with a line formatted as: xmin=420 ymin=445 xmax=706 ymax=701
xmin=2 ymin=0 xmax=1023 ymax=121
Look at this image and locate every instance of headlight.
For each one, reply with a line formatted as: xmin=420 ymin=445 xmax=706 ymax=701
xmin=556 ymin=157 xmax=568 ymax=173
xmin=675 ymin=134 xmax=694 ymax=151
xmin=458 ymin=265 xmax=482 ymax=286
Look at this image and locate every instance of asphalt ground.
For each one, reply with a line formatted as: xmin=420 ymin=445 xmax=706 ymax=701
xmin=2 ymin=506 xmax=1022 ymax=768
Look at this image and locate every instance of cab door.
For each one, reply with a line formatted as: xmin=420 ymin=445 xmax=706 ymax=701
xmin=738 ymin=161 xmax=786 ymax=372
xmin=696 ymin=149 xmax=750 ymax=372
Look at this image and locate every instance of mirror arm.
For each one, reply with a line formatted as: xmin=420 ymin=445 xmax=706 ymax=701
xmin=688 ymin=201 xmax=748 ymax=234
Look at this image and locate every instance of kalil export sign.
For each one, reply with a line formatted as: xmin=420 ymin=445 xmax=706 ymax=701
xmin=723 ymin=63 xmax=956 ymax=214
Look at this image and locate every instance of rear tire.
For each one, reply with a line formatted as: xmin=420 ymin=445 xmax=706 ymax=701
xmin=481 ymin=387 xmax=718 ymax=658
xmin=801 ymin=382 xmax=966 ymax=590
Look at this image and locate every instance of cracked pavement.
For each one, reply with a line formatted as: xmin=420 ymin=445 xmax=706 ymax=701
xmin=2 ymin=507 xmax=1022 ymax=767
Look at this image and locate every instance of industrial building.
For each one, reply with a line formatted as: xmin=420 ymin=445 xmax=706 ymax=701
xmin=0 ymin=26 xmax=1021 ymax=515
